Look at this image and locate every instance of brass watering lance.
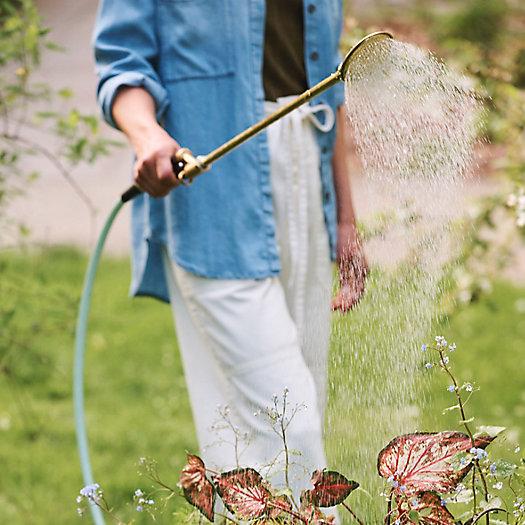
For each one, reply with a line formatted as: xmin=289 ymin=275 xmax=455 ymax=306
xmin=121 ymin=31 xmax=393 ymax=203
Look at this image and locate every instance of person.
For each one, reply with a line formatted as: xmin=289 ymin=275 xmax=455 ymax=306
xmin=93 ymin=0 xmax=366 ymax=500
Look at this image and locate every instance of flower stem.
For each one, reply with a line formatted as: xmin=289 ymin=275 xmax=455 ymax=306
xmin=267 ymin=500 xmax=306 ymax=523
xmin=439 ymin=348 xmax=490 ymax=524
xmin=94 ymin=499 xmax=126 ymax=525
xmin=471 ymin=508 xmax=507 ymax=524
xmin=342 ymin=502 xmax=365 ymax=525
xmin=384 ymin=489 xmax=393 ymax=525
xmin=277 ymin=391 xmax=299 ymax=510
xmin=215 ymin=512 xmax=241 ymax=524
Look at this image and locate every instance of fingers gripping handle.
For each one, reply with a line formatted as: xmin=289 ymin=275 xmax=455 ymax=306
xmin=120 ymin=148 xmax=201 ymax=203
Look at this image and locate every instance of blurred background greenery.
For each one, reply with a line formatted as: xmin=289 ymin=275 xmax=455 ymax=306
xmin=0 ymin=0 xmax=524 ymax=523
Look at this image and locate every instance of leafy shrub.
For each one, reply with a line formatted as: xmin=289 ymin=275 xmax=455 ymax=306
xmin=0 ymin=1 xmax=118 ymax=409
xmin=77 ymin=337 xmax=525 ymax=524
xmin=439 ymin=0 xmax=509 ymax=52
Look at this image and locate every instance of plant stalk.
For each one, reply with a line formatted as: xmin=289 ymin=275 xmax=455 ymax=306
xmin=342 ymin=502 xmax=365 ymax=525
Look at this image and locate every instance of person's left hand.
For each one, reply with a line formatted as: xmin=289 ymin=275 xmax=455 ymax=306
xmin=331 ymin=223 xmax=368 ymax=313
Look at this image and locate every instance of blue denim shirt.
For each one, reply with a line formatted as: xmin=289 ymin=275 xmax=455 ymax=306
xmin=93 ymin=0 xmax=344 ymax=302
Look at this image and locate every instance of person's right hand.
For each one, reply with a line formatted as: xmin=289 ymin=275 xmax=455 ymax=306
xmin=112 ymin=87 xmax=183 ymax=198
xmin=132 ymin=126 xmax=182 ymax=198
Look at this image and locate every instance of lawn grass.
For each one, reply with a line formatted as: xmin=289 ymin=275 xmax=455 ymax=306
xmin=326 ymin=272 xmax=525 ymax=521
xmin=0 ymin=247 xmax=195 ymax=524
xmin=0 ymin=247 xmax=523 ymax=523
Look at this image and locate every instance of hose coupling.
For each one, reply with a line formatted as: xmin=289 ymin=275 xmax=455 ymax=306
xmin=173 ymin=148 xmax=208 ymax=185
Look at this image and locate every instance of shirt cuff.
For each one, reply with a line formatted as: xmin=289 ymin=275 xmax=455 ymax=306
xmin=98 ymin=71 xmax=170 ymax=129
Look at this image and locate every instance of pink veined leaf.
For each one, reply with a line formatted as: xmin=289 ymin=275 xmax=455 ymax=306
xmin=215 ymin=468 xmax=272 ymax=520
xmin=268 ymin=494 xmax=293 ymax=519
xmin=179 ymin=454 xmax=215 ymax=522
xmin=302 ymin=470 xmax=359 ymax=508
xmin=377 ymin=432 xmax=495 ymax=495
xmin=395 ymin=492 xmax=455 ymax=524
xmin=300 ymin=503 xmax=335 ymax=524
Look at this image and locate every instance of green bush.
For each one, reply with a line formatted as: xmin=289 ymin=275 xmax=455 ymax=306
xmin=514 ymin=47 xmax=525 ymax=88
xmin=439 ymin=0 xmax=509 ymax=51
xmin=0 ymin=0 xmax=119 ymax=395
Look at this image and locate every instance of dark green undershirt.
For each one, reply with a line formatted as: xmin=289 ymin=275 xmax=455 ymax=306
xmin=263 ymin=0 xmax=308 ymax=101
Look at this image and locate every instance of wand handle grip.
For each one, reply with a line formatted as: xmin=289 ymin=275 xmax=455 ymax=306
xmin=120 ymin=185 xmax=141 ymax=203
xmin=120 ymin=155 xmax=187 ymax=203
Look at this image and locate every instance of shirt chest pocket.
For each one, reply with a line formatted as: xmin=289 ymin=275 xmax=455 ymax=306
xmin=157 ymin=0 xmax=234 ymax=82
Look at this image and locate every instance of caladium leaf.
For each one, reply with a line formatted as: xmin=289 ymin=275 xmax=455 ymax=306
xmin=377 ymin=432 xmax=494 ymax=494
xmin=268 ymin=494 xmax=293 ymax=518
xmin=179 ymin=454 xmax=215 ymax=522
xmin=302 ymin=470 xmax=359 ymax=507
xmin=300 ymin=503 xmax=335 ymax=524
xmin=395 ymin=492 xmax=455 ymax=524
xmin=215 ymin=468 xmax=272 ymax=520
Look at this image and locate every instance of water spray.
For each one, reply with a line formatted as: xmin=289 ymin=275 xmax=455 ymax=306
xmin=73 ymin=31 xmax=393 ymax=524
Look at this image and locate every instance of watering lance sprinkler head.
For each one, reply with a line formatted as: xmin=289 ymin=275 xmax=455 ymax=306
xmin=337 ymin=31 xmax=394 ymax=80
xmin=120 ymin=31 xmax=394 ymax=203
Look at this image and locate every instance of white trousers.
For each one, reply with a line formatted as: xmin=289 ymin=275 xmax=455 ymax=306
xmin=163 ymin=100 xmax=334 ymax=495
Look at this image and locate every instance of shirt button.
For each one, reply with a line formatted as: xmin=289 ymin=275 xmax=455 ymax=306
xmin=307 ymin=4 xmax=316 ymax=14
xmin=310 ymin=51 xmax=319 ymax=61
xmin=321 ymin=146 xmax=329 ymax=154
xmin=324 ymin=191 xmax=331 ymax=203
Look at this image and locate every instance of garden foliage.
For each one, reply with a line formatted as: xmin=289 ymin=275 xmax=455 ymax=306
xmin=343 ymin=0 xmax=525 ymax=306
xmin=77 ymin=337 xmax=525 ymax=524
xmin=0 ymin=0 xmax=117 ymax=396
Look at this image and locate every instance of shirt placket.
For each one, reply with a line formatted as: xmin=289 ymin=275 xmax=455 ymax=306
xmin=251 ymin=0 xmax=281 ymax=274
xmin=303 ymin=0 xmax=337 ymax=255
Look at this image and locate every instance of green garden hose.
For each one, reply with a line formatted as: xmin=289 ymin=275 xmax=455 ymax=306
xmin=74 ymin=199 xmax=123 ymax=525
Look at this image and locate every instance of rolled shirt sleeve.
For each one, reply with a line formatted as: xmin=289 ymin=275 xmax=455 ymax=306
xmin=92 ymin=0 xmax=169 ymax=129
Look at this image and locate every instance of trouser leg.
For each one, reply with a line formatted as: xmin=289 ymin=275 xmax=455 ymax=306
xmin=163 ymin=256 xmax=327 ymax=493
xmin=162 ymin=100 xmax=334 ymax=511
xmin=264 ymin=101 xmax=339 ymax=523
xmin=266 ymin=100 xmax=333 ymax=417
xmin=162 ymin=250 xmax=233 ymax=464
